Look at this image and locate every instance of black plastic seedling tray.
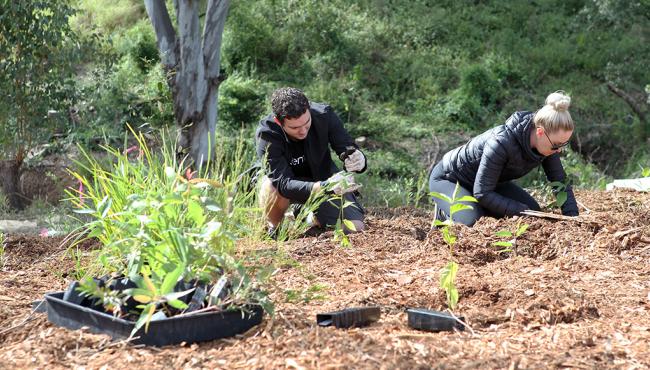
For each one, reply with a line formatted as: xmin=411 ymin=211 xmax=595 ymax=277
xmin=45 ymin=292 xmax=263 ymax=346
xmin=406 ymin=308 xmax=465 ymax=332
xmin=317 ymin=306 xmax=381 ymax=328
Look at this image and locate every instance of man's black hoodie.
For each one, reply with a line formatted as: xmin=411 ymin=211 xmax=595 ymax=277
xmin=255 ymin=102 xmax=366 ymax=202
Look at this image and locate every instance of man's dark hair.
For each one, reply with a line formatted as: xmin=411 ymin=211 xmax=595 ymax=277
xmin=271 ymin=87 xmax=309 ymax=123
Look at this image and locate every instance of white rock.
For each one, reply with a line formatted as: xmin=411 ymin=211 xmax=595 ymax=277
xmin=605 ymin=177 xmax=650 ymax=192
xmin=0 ymin=220 xmax=39 ymax=234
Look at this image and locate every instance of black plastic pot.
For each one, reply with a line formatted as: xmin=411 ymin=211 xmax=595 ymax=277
xmin=406 ymin=308 xmax=465 ymax=332
xmin=316 ymin=306 xmax=381 ymax=328
xmin=45 ymin=292 xmax=264 ymax=346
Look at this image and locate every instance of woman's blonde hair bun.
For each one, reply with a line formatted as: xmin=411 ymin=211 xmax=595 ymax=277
xmin=533 ymin=90 xmax=574 ymax=132
xmin=545 ymin=90 xmax=571 ymax=112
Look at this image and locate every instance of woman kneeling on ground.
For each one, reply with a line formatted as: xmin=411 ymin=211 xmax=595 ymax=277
xmin=428 ymin=91 xmax=579 ymax=226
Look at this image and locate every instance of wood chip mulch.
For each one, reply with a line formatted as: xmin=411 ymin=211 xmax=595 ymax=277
xmin=1 ymin=189 xmax=649 ymax=369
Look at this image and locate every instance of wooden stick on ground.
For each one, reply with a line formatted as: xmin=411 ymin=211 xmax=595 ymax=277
xmin=520 ymin=210 xmax=600 ymax=225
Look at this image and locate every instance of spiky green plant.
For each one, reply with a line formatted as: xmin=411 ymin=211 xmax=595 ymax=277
xmin=66 ymin=127 xmax=272 ymax=335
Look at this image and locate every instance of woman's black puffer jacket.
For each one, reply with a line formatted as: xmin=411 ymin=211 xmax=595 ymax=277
xmin=434 ymin=111 xmax=579 ymax=217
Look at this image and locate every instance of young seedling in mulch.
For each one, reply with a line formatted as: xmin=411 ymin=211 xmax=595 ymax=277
xmin=549 ymin=180 xmax=568 ymax=209
xmin=333 ymin=197 xmax=358 ymax=248
xmin=430 ymin=182 xmax=477 ymax=310
xmin=326 ymin=173 xmax=361 ymax=248
xmin=492 ymin=221 xmax=529 ymax=255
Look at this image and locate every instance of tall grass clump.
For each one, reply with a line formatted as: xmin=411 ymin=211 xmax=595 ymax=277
xmin=66 ymin=128 xmax=273 ymax=334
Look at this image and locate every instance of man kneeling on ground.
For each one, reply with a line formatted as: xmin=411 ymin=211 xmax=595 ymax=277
xmin=255 ymin=87 xmax=367 ymax=236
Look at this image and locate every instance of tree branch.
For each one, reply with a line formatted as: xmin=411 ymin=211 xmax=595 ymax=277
xmin=143 ymin=0 xmax=178 ymax=70
xmin=606 ymin=82 xmax=647 ymax=124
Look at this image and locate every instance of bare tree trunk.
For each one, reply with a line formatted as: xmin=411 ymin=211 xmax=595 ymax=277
xmin=0 ymin=159 xmax=26 ymax=210
xmin=145 ymin=0 xmax=230 ymax=170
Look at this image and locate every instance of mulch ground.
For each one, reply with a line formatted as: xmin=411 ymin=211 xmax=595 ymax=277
xmin=1 ymin=189 xmax=649 ymax=369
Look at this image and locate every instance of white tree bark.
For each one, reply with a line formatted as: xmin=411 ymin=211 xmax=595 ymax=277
xmin=144 ymin=0 xmax=230 ymax=169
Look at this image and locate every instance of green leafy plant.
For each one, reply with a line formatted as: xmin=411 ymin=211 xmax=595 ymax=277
xmin=549 ymin=181 xmax=568 ymax=208
xmin=640 ymin=165 xmax=650 ymax=178
xmin=66 ymin=128 xmax=272 ymax=335
xmin=332 ymin=195 xmax=358 ymax=248
xmin=328 ymin=175 xmax=362 ymax=248
xmin=492 ymin=222 xmax=529 ymax=254
xmin=274 ymin=190 xmax=328 ymax=242
xmin=430 ymin=182 xmax=477 ymax=310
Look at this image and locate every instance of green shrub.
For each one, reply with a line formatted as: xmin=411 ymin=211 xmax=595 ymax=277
xmin=114 ymin=20 xmax=159 ymax=72
xmin=68 ymin=129 xmax=272 ymax=334
xmin=366 ymin=148 xmax=419 ymax=180
xmin=218 ymin=75 xmax=267 ymax=130
xmin=71 ymin=0 xmax=145 ymax=33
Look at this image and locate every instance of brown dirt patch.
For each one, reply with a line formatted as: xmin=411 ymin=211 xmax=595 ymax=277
xmin=1 ymin=189 xmax=649 ymax=368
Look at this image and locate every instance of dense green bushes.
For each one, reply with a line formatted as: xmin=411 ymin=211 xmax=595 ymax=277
xmin=217 ymin=0 xmax=647 ymax=193
xmin=3 ymin=0 xmax=647 ymax=208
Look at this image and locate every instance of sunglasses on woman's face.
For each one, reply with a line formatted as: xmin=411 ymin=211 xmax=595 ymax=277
xmin=543 ymin=130 xmax=570 ymax=151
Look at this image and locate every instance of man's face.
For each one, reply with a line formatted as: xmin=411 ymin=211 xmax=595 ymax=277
xmin=282 ymin=110 xmax=311 ymax=140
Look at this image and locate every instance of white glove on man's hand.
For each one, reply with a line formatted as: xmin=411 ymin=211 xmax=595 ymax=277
xmin=323 ymin=171 xmax=362 ymax=195
xmin=344 ymin=150 xmax=366 ymax=172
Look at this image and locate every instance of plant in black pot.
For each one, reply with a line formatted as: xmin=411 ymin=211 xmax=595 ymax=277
xmin=48 ymin=129 xmax=273 ymax=346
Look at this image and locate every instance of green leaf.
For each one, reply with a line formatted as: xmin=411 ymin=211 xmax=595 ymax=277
xmin=556 ymin=192 xmax=568 ymax=207
xmin=442 ymin=227 xmax=456 ymax=246
xmin=495 ymin=230 xmax=512 ymax=238
xmin=492 ymin=241 xmax=513 ymax=247
xmin=450 ymin=203 xmax=473 ymax=215
xmin=260 ymin=299 xmax=275 ymax=315
xmin=451 ymin=182 xmax=462 ymax=200
xmin=201 ymin=221 xmax=222 ymax=238
xmin=439 ymin=261 xmax=458 ymax=287
xmin=131 ymin=303 xmax=156 ymax=335
xmin=86 ymin=225 xmax=103 ymax=239
xmin=160 ymin=263 xmax=185 ymax=295
xmin=429 ymin=191 xmax=452 ymax=203
xmin=101 ymin=198 xmax=112 ymax=218
xmin=439 ymin=261 xmax=459 ymax=309
xmin=341 ymin=234 xmax=351 ymax=248
xmin=342 ymin=219 xmax=356 ymax=232
xmin=96 ymin=195 xmax=109 ymax=213
xmin=187 ymin=200 xmax=206 ymax=226
xmin=455 ymin=195 xmax=478 ymax=203
xmin=167 ymin=298 xmax=188 ymax=310
xmin=515 ymin=223 xmax=529 ymax=237
xmin=433 ymin=219 xmax=451 ymax=227
xmin=123 ymin=288 xmax=155 ymax=298
xmin=163 ymin=288 xmax=195 ymax=302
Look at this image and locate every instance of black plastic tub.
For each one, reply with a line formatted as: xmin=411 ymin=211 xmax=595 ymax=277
xmin=45 ymin=292 xmax=264 ymax=346
xmin=406 ymin=308 xmax=465 ymax=332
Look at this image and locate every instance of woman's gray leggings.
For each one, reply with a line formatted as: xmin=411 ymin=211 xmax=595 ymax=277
xmin=428 ymin=170 xmax=540 ymax=226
